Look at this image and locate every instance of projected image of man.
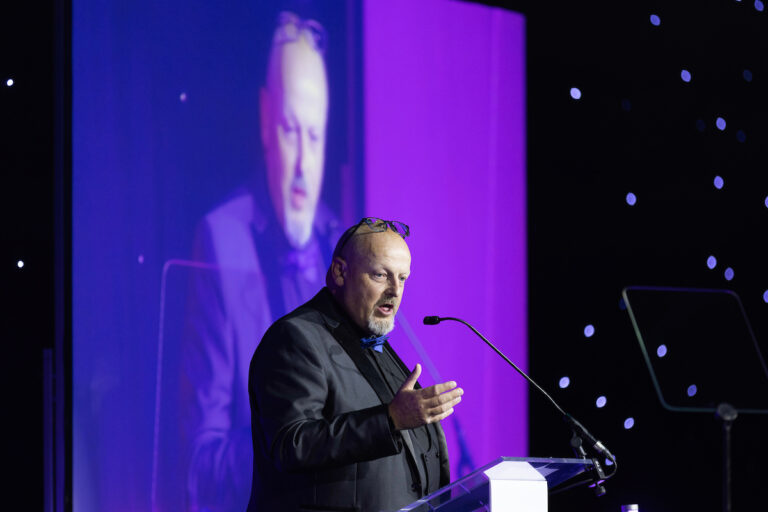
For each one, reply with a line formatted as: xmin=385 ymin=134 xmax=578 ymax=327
xmin=182 ymin=11 xmax=340 ymax=512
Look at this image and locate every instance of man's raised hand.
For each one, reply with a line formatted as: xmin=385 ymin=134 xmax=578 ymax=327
xmin=388 ymin=363 xmax=463 ymax=431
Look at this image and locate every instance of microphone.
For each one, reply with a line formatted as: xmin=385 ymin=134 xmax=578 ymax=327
xmin=423 ymin=315 xmax=617 ymax=465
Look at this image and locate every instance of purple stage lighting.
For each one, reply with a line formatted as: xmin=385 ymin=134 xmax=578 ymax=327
xmin=626 ymin=192 xmax=637 ymax=206
xmin=714 ymin=176 xmax=724 ymax=189
xmin=179 ymin=92 xmax=187 ymax=102
xmin=743 ymin=69 xmax=753 ymax=82
xmin=584 ymin=324 xmax=595 ymax=338
xmin=764 ymin=195 xmax=768 ymax=208
xmin=756 ymin=0 xmax=765 ymax=12
xmin=596 ymin=396 xmax=607 ymax=408
xmin=724 ymin=267 xmax=735 ymax=281
xmin=680 ymin=69 xmax=691 ymax=82
xmin=763 ymin=290 xmax=768 ymax=303
xmin=559 ymin=376 xmax=571 ymax=389
xmin=716 ymin=117 xmax=726 ymax=130
xmin=707 ymin=255 xmax=717 ymax=269
xmin=570 ymin=87 xmax=582 ymax=100
xmin=657 ymin=344 xmax=668 ymax=357
xmin=624 ymin=417 xmax=635 ymax=429
xmin=650 ymin=14 xmax=661 ymax=26
xmin=687 ymin=384 xmax=698 ymax=397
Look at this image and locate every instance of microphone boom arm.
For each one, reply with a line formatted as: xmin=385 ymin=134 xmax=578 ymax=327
xmin=424 ymin=315 xmax=617 ymax=491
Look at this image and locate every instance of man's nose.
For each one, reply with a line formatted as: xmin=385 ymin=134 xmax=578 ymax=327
xmin=387 ymin=277 xmax=404 ymax=297
xmin=295 ymin=130 xmax=312 ymax=177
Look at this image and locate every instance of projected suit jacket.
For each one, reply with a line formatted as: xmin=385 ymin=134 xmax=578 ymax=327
xmin=247 ymin=288 xmax=450 ymax=512
xmin=182 ymin=180 xmax=340 ymax=512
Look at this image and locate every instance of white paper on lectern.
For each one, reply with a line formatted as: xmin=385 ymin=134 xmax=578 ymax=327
xmin=484 ymin=461 xmax=547 ymax=512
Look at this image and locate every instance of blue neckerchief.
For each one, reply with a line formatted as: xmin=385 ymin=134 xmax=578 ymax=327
xmin=361 ymin=334 xmax=389 ymax=353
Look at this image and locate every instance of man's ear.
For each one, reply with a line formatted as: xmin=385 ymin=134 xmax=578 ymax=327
xmin=331 ymin=256 xmax=347 ymax=287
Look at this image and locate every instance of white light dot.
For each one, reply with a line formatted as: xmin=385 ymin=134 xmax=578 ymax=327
xmin=626 ymin=192 xmax=637 ymax=206
xmin=559 ymin=376 xmax=571 ymax=389
xmin=762 ymin=290 xmax=768 ymax=303
xmin=707 ymin=255 xmax=717 ymax=269
xmin=138 ymin=254 xmax=145 ymax=264
xmin=714 ymin=175 xmax=724 ymax=189
xmin=584 ymin=324 xmax=595 ymax=338
xmin=687 ymin=384 xmax=698 ymax=397
xmin=596 ymin=396 xmax=607 ymax=408
xmin=657 ymin=344 xmax=668 ymax=357
xmin=650 ymin=14 xmax=661 ymax=26
xmin=570 ymin=87 xmax=582 ymax=100
xmin=716 ymin=117 xmax=726 ymax=131
xmin=16 ymin=260 xmax=24 ymax=268
xmin=6 ymin=78 xmax=14 ymax=87
xmin=624 ymin=417 xmax=635 ymax=429
xmin=756 ymin=0 xmax=765 ymax=11
xmin=724 ymin=267 xmax=735 ymax=281
xmin=179 ymin=92 xmax=188 ymax=102
xmin=681 ymin=69 xmax=691 ymax=82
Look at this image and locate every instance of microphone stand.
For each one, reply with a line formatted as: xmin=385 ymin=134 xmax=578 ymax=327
xmin=424 ymin=316 xmax=616 ymax=495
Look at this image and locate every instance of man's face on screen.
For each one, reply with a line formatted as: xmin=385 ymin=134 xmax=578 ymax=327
xmin=260 ymin=36 xmax=328 ymax=249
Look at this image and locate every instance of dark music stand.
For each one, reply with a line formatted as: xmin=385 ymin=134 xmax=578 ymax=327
xmin=622 ymin=286 xmax=768 ymax=512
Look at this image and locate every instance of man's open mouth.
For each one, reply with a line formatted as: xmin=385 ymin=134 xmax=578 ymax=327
xmin=377 ymin=303 xmax=394 ymax=314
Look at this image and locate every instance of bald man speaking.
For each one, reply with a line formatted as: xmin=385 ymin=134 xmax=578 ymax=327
xmin=248 ymin=218 xmax=464 ymax=512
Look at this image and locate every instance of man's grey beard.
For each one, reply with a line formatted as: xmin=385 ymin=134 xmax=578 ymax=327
xmin=367 ymin=315 xmax=395 ymax=336
xmin=283 ymin=211 xmax=313 ymax=249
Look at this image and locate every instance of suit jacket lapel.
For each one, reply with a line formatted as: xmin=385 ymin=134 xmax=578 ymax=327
xmin=310 ymin=289 xmax=429 ymax=494
xmin=333 ymin=320 xmax=396 ymax=403
xmin=310 ymin=289 xmax=395 ymax=404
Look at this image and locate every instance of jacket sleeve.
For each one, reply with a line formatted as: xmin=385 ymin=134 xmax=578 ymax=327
xmin=181 ymin=219 xmax=252 ymax=510
xmin=250 ymin=320 xmax=402 ymax=473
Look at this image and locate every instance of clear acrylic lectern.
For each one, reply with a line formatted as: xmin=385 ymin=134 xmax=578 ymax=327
xmin=398 ymin=457 xmax=595 ymax=512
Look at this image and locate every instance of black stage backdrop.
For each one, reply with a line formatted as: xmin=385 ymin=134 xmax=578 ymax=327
xmin=523 ymin=2 xmax=768 ymax=511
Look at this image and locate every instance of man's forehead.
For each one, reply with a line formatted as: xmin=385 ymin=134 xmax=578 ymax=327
xmin=270 ymin=39 xmax=327 ymax=95
xmin=352 ymin=231 xmax=410 ymax=262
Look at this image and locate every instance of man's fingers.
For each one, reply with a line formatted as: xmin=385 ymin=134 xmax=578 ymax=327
xmin=424 ymin=387 xmax=463 ymax=408
xmin=399 ymin=363 xmax=422 ymax=391
xmin=426 ymin=395 xmax=462 ymax=417
xmin=428 ymin=380 xmax=458 ymax=396
xmin=431 ymin=407 xmax=455 ymax=423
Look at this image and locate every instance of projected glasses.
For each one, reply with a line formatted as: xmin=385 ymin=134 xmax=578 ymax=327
xmin=274 ymin=11 xmax=327 ymax=54
xmin=333 ymin=217 xmax=410 ymax=258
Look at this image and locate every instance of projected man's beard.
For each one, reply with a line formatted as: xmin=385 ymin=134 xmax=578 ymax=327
xmin=282 ymin=175 xmax=316 ymax=248
xmin=284 ymin=211 xmax=313 ymax=248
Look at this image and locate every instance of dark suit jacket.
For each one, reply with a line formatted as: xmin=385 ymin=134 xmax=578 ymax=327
xmin=248 ymin=288 xmax=450 ymax=512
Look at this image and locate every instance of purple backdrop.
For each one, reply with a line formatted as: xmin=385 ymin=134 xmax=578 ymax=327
xmin=364 ymin=0 xmax=528 ymax=469
xmin=72 ymin=0 xmax=526 ymax=509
